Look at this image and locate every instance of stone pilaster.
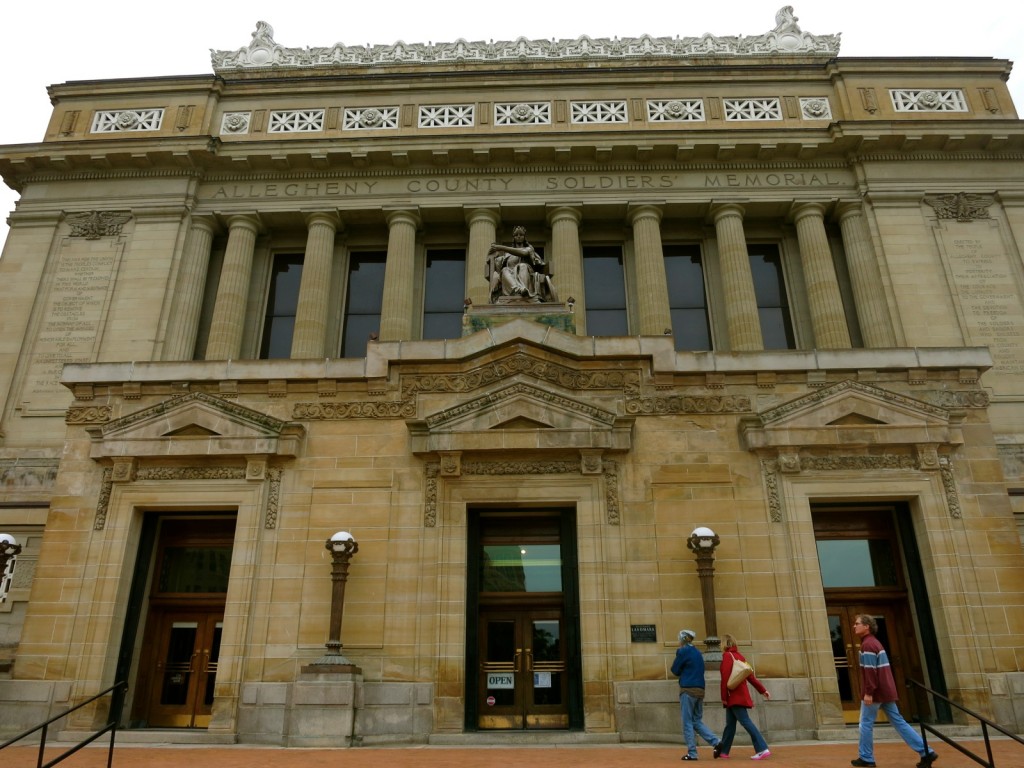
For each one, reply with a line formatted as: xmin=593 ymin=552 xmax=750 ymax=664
xmin=378 ymin=209 xmax=420 ymax=342
xmin=793 ymin=203 xmax=851 ymax=349
xmin=291 ymin=212 xmax=340 ymax=359
xmin=206 ymin=214 xmax=260 ymax=360
xmin=547 ymin=206 xmax=584 ymax=334
xmin=163 ymin=216 xmax=216 ymax=361
xmin=628 ymin=204 xmax=672 ymax=336
xmin=465 ymin=208 xmax=500 ymax=307
xmin=712 ymin=204 xmax=763 ymax=351
xmin=837 ymin=203 xmax=897 ymax=348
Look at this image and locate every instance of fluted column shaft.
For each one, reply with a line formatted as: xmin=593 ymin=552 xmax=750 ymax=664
xmin=547 ymin=206 xmax=584 ymax=334
xmin=712 ymin=204 xmax=763 ymax=351
xmin=629 ymin=204 xmax=672 ymax=335
xmin=793 ymin=203 xmax=852 ymax=349
xmin=291 ymin=212 xmax=340 ymax=359
xmin=838 ymin=205 xmax=897 ymax=348
xmin=206 ymin=215 xmax=259 ymax=360
xmin=466 ymin=208 xmax=500 ymax=306
xmin=378 ymin=209 xmax=420 ymax=342
xmin=163 ymin=217 xmax=215 ymax=361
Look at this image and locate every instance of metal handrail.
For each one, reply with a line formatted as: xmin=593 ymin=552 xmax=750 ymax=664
xmin=906 ymin=678 xmax=1024 ymax=768
xmin=0 ymin=680 xmax=127 ymax=768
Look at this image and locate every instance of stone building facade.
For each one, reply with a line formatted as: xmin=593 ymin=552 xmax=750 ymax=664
xmin=1 ymin=9 xmax=1023 ymax=746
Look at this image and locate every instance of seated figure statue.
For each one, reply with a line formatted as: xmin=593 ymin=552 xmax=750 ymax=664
xmin=485 ymin=226 xmax=558 ymax=304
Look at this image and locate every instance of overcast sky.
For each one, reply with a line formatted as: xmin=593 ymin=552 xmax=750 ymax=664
xmin=1 ymin=2 xmax=1022 ymax=247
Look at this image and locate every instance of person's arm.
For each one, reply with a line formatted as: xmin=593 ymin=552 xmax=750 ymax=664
xmin=720 ymin=653 xmax=733 ymax=703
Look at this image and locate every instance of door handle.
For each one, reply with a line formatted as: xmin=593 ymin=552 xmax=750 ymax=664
xmin=525 ymin=649 xmax=533 ymax=672
xmin=514 ymin=649 xmax=522 ymax=673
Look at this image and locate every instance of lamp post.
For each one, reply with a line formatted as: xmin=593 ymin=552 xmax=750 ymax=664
xmin=305 ymin=531 xmax=361 ymax=673
xmin=687 ymin=526 xmax=722 ymax=664
xmin=0 ymin=533 xmax=21 ymax=603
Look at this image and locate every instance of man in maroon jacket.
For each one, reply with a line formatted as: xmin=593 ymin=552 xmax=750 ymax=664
xmin=852 ymin=614 xmax=939 ymax=768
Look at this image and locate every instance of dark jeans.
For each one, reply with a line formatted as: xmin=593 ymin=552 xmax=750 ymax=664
xmin=720 ymin=705 xmax=769 ymax=755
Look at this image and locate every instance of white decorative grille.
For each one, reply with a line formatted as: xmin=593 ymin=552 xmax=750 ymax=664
xmin=647 ymin=99 xmax=705 ymax=122
xmin=268 ymin=109 xmax=325 ymax=133
xmin=890 ymin=89 xmax=968 ymax=112
xmin=799 ymin=97 xmax=832 ymax=120
xmin=570 ymin=101 xmax=628 ymax=124
xmin=495 ymin=103 xmax=552 ymax=126
xmin=90 ymin=109 xmax=165 ymax=133
xmin=343 ymin=106 xmax=400 ymax=129
xmin=220 ymin=112 xmax=252 ymax=134
xmin=418 ymin=105 xmax=475 ymax=127
xmin=723 ymin=98 xmax=783 ymax=121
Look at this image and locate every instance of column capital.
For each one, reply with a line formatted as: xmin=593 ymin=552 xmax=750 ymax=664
xmin=710 ymin=203 xmax=746 ymax=223
xmin=384 ymin=208 xmax=421 ymax=229
xmin=627 ymin=203 xmax=664 ymax=225
xmin=835 ymin=201 xmax=867 ymax=222
xmin=188 ymin=215 xmax=219 ymax=235
xmin=303 ymin=211 xmax=342 ymax=230
xmin=222 ymin=213 xmax=262 ymax=234
xmin=464 ymin=207 xmax=501 ymax=227
xmin=547 ymin=205 xmax=582 ymax=226
xmin=791 ymin=201 xmax=829 ymax=223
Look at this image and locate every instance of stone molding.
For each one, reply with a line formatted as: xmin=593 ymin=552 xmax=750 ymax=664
xmin=93 ymin=464 xmax=282 ymax=530
xmin=211 ymin=13 xmax=839 ymax=72
xmin=423 ymin=458 xmax=619 ymax=527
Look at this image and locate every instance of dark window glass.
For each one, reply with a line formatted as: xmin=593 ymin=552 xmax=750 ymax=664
xmin=481 ymin=543 xmax=562 ymax=592
xmin=664 ymin=244 xmax=711 ymax=351
xmin=749 ymin=244 xmax=795 ymax=349
xmin=583 ymin=246 xmax=628 ymax=336
xmin=157 ymin=546 xmax=233 ymax=593
xmin=816 ymin=539 xmax=898 ymax=588
xmin=423 ymin=248 xmax=466 ymax=340
xmin=341 ymin=251 xmax=387 ymax=358
xmin=259 ymin=254 xmax=303 ymax=359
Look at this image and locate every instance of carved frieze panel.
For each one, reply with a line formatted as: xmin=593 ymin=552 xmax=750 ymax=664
xmin=65 ymin=211 xmax=132 ymax=239
xmin=924 ymin=193 xmax=994 ymax=222
xmin=625 ymin=394 xmax=751 ymax=415
xmin=423 ymin=458 xmax=619 ymax=527
xmin=293 ymin=400 xmax=415 ymax=419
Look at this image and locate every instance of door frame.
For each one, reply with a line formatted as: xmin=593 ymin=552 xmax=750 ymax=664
xmin=464 ymin=508 xmax=584 ymax=730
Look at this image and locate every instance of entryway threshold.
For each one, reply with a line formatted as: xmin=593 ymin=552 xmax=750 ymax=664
xmin=63 ymin=728 xmax=237 ymax=745
xmin=429 ymin=732 xmax=620 ymax=746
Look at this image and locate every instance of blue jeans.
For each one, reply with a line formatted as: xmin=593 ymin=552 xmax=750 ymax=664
xmin=858 ymin=700 xmax=929 ymax=762
xmin=720 ymin=705 xmax=769 ymax=755
xmin=680 ymin=692 xmax=719 ymax=757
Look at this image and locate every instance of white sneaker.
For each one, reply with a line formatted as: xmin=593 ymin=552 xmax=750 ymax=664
xmin=751 ymin=750 xmax=771 ymax=761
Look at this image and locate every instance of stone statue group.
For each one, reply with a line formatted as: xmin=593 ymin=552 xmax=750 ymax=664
xmin=485 ymin=226 xmax=558 ymax=304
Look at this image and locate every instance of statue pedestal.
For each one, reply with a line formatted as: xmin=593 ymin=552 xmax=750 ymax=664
xmin=463 ymin=302 xmax=576 ymax=336
xmin=285 ymin=668 xmax=363 ymax=747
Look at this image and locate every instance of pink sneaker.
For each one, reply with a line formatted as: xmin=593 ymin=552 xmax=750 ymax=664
xmin=720 ymin=754 xmax=731 ymax=759
xmin=751 ymin=750 xmax=771 ymax=760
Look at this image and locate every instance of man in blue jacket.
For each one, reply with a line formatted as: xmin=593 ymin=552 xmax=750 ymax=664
xmin=671 ymin=629 xmax=721 ymax=761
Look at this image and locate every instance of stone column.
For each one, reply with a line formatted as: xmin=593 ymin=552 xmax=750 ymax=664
xmin=712 ymin=204 xmax=763 ymax=351
xmin=547 ymin=206 xmax=584 ymax=334
xmin=378 ymin=209 xmax=420 ymax=342
xmin=466 ymin=208 xmax=500 ymax=306
xmin=793 ymin=203 xmax=852 ymax=349
xmin=206 ymin=214 xmax=260 ymax=360
xmin=628 ymin=204 xmax=672 ymax=336
xmin=291 ymin=212 xmax=341 ymax=359
xmin=163 ymin=216 xmax=216 ymax=361
xmin=837 ymin=204 xmax=897 ymax=348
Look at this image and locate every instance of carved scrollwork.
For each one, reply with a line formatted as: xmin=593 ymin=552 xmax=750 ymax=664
xmin=624 ymin=394 xmax=751 ymax=415
xmin=66 ymin=406 xmax=112 ymax=424
xmin=293 ymin=400 xmax=416 ymax=419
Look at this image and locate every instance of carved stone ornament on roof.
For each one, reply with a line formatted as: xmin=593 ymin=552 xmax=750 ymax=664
xmin=924 ymin=192 xmax=994 ymax=222
xmin=210 ymin=8 xmax=839 ymax=72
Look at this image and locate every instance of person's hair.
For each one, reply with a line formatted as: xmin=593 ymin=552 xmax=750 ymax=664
xmin=854 ymin=614 xmax=877 ymax=634
xmin=722 ymin=633 xmax=738 ymax=649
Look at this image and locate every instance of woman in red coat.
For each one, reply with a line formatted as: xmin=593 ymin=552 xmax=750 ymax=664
xmin=716 ymin=633 xmax=772 ymax=760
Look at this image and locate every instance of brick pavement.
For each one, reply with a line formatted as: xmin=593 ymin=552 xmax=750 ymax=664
xmin=4 ymin=739 xmax=1022 ymax=768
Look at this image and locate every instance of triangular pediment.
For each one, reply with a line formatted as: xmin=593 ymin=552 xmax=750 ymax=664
xmin=88 ymin=392 xmax=304 ymax=459
xmin=408 ymin=381 xmax=632 ymax=455
xmin=742 ymin=380 xmax=961 ymax=452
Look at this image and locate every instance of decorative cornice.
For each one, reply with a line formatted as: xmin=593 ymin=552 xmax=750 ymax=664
xmin=425 ymin=382 xmax=616 ymax=429
xmin=758 ymin=379 xmax=949 ymax=425
xmin=212 ymin=12 xmax=839 ymax=73
xmin=293 ymin=400 xmax=415 ymax=419
xmin=402 ymin=352 xmax=641 ymax=397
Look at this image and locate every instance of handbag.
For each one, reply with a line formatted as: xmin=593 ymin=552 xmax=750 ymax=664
xmin=726 ymin=654 xmax=754 ymax=690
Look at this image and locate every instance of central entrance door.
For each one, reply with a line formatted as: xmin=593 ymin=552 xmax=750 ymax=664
xmin=479 ymin=608 xmax=568 ymax=729
xmin=467 ymin=509 xmax=583 ymax=730
xmin=145 ymin=609 xmax=223 ymax=727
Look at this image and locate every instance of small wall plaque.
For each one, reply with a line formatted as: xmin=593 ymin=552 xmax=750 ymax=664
xmin=630 ymin=624 xmax=657 ymax=643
